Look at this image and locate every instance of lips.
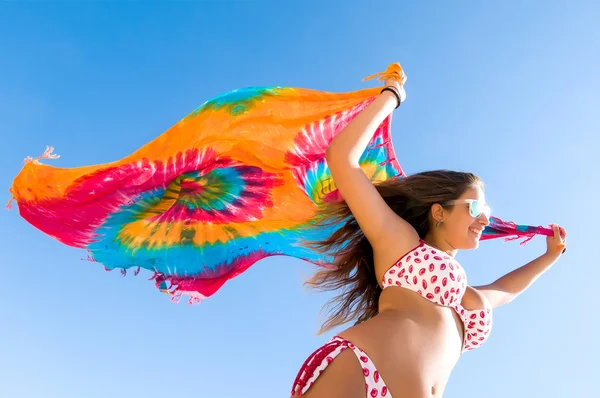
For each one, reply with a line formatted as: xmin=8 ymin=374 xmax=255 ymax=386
xmin=469 ymin=227 xmax=483 ymax=238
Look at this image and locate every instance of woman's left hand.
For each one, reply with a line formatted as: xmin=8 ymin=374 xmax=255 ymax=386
xmin=546 ymin=224 xmax=567 ymax=258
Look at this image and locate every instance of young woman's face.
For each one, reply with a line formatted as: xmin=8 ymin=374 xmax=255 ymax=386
xmin=443 ymin=186 xmax=490 ymax=250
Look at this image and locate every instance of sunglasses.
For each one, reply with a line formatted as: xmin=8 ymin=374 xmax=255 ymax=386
xmin=445 ymin=199 xmax=491 ymax=219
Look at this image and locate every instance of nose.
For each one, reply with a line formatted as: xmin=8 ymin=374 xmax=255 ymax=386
xmin=478 ymin=213 xmax=490 ymax=226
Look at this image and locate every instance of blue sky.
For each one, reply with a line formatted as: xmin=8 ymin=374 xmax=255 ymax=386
xmin=1 ymin=1 xmax=598 ymax=397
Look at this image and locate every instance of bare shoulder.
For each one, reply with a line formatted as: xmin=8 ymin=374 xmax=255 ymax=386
xmin=295 ymin=349 xmax=365 ymax=398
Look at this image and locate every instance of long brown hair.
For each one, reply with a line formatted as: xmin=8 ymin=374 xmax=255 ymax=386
xmin=302 ymin=170 xmax=483 ymax=334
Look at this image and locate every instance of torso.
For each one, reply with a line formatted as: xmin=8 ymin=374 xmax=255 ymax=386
xmin=338 ymin=290 xmax=462 ymax=397
xmin=337 ymin=240 xmax=492 ymax=398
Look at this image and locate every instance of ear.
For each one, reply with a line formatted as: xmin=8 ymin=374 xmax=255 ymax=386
xmin=430 ymin=203 xmax=445 ymax=223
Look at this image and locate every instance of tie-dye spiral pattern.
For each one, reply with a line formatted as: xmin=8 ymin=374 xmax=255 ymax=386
xmin=8 ymin=80 xmax=405 ymax=302
xmin=7 ymin=64 xmax=552 ymax=303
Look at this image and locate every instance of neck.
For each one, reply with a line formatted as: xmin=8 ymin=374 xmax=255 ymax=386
xmin=423 ymin=234 xmax=458 ymax=258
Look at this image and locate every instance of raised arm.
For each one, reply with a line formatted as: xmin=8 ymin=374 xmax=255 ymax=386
xmin=325 ymin=76 xmax=418 ymax=254
xmin=474 ymin=224 xmax=567 ymax=307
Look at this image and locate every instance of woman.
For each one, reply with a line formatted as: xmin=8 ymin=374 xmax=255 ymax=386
xmin=290 ymin=76 xmax=567 ymax=397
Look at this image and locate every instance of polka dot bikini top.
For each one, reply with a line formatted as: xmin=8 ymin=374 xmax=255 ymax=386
xmin=381 ymin=240 xmax=492 ymax=353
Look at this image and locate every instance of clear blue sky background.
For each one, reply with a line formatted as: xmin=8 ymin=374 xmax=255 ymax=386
xmin=1 ymin=1 xmax=598 ymax=397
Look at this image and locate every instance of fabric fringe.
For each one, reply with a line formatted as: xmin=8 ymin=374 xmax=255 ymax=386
xmin=363 ymin=62 xmax=407 ymax=85
xmin=24 ymin=145 xmax=60 ymax=165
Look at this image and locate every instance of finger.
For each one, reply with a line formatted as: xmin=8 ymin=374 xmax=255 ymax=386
xmin=559 ymin=226 xmax=567 ymax=240
xmin=553 ymin=224 xmax=560 ymax=240
xmin=385 ymin=79 xmax=398 ymax=90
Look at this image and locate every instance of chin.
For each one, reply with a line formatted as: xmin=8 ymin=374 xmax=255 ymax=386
xmin=464 ymin=236 xmax=481 ymax=250
xmin=465 ymin=230 xmax=482 ymax=250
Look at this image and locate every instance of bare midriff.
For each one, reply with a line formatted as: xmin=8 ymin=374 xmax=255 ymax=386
xmin=338 ymin=286 xmax=465 ymax=397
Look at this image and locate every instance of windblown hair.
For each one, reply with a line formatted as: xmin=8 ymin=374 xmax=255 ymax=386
xmin=303 ymin=170 xmax=483 ymax=334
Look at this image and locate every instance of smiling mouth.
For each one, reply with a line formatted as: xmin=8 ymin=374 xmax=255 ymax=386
xmin=469 ymin=228 xmax=483 ymax=237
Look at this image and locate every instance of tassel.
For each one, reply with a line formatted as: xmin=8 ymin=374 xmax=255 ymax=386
xmin=5 ymin=188 xmax=15 ymax=210
xmin=363 ymin=63 xmax=407 ymax=85
xmin=24 ymin=146 xmax=60 ymax=165
xmin=171 ymin=291 xmax=183 ymax=303
xmin=7 ymin=146 xmax=59 ymax=209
